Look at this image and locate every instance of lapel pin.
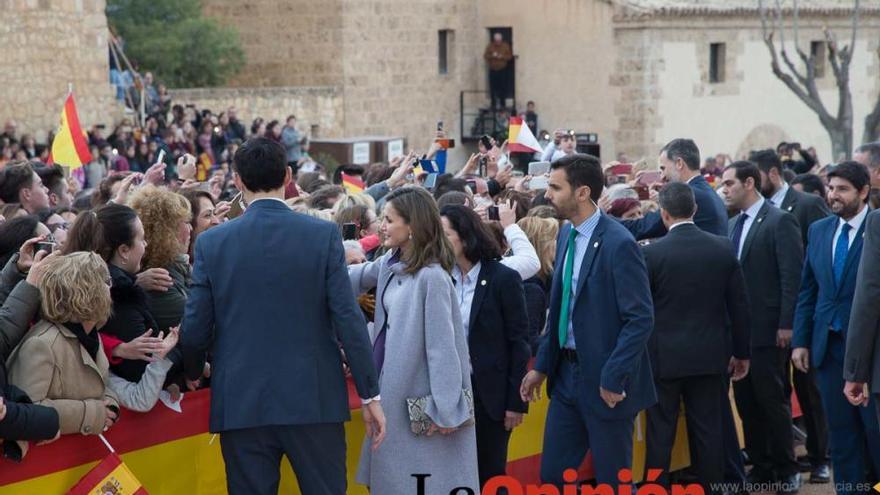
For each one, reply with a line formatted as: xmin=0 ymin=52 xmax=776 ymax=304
xmin=758 ymin=218 xmax=763 ymax=223
xmin=787 ymin=206 xmax=793 ymax=211
xmin=593 ymin=241 xmax=599 ymax=248
xmin=481 ymin=280 xmax=487 ymax=286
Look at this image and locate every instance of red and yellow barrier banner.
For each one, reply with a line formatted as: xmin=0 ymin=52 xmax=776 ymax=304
xmin=0 ymin=379 xmax=694 ymax=494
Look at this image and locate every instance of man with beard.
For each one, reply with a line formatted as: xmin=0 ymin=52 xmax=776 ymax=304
xmin=793 ymin=161 xmax=880 ymax=493
xmin=750 ymin=148 xmax=831 ymax=482
xmin=520 ymin=153 xmax=655 ymax=487
xmin=721 ymin=161 xmax=803 ymax=494
xmin=751 ymin=149 xmax=830 ymax=246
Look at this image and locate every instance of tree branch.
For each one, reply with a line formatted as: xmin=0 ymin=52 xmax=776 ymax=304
xmin=862 ymin=44 xmax=880 ymax=143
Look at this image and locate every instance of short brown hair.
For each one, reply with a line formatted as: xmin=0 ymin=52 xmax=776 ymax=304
xmin=130 ymin=185 xmax=191 ymax=269
xmin=385 ymin=186 xmax=454 ymax=274
xmin=40 ymin=252 xmax=111 ymax=325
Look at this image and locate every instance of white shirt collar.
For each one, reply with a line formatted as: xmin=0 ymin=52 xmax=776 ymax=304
xmin=770 ymin=182 xmax=790 ymax=207
xmin=839 ymin=204 xmax=869 ymax=233
xmin=668 ymin=220 xmax=695 ymax=231
xmin=248 ymin=197 xmax=288 ymax=206
xmin=453 ymin=261 xmax=482 ymax=284
xmin=743 ymin=196 xmax=765 ymax=219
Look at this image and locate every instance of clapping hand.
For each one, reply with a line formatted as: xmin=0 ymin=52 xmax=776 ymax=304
xmin=154 ymin=326 xmax=180 ymax=361
xmin=111 ymin=329 xmax=164 ymax=362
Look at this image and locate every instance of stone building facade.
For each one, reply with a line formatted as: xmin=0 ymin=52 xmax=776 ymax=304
xmin=195 ymin=0 xmax=879 ymax=166
xmin=0 ymin=0 xmax=121 ymax=142
xmin=2 ymin=0 xmax=878 ymax=166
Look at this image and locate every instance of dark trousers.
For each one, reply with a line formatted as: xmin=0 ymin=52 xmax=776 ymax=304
xmin=488 ymin=70 xmax=507 ymax=109
xmin=721 ymin=379 xmax=747 ymax=484
xmin=733 ymin=346 xmax=799 ymax=479
xmin=816 ymin=332 xmax=880 ymax=495
xmin=475 ymin=391 xmax=513 ymax=490
xmin=540 ymin=360 xmax=635 ymax=486
xmin=220 ymin=423 xmax=346 ymax=495
xmin=646 ymin=374 xmax=725 ymax=489
xmin=788 ymin=362 xmax=830 ymax=467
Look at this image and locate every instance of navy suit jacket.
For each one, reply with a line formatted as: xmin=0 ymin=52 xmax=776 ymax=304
xmin=535 ymin=213 xmax=656 ymax=419
xmin=794 ymin=211 xmax=868 ymax=368
xmin=180 ymin=199 xmax=379 ymax=432
xmin=621 ymin=175 xmax=728 ymax=239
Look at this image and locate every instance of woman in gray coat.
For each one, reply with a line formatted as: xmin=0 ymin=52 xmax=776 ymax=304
xmin=349 ymin=187 xmax=479 ymax=494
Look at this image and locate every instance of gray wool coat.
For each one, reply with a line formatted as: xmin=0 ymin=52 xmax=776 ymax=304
xmin=349 ymin=252 xmax=479 ymax=495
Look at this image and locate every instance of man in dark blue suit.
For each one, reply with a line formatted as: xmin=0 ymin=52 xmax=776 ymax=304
xmin=792 ymin=162 xmax=880 ymax=493
xmin=520 ymin=153 xmax=656 ymax=486
xmin=617 ymin=138 xmax=728 ymax=238
xmin=180 ymin=138 xmax=386 ymax=495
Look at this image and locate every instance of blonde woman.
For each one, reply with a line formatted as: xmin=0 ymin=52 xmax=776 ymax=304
xmin=7 ymin=252 xmax=120 ymax=437
xmin=517 ymin=216 xmax=559 ymax=355
xmin=130 ymin=185 xmax=193 ymax=334
xmin=349 ymin=187 xmax=478 ymax=494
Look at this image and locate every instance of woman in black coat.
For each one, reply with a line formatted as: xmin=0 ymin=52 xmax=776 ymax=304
xmin=63 ymin=204 xmax=165 ymax=383
xmin=440 ymin=205 xmax=531 ymax=490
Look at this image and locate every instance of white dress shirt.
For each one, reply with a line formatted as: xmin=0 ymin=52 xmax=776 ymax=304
xmin=769 ymin=182 xmax=789 ymax=208
xmin=247 ymin=196 xmax=288 ymax=207
xmin=736 ymin=197 xmax=766 ymax=259
xmin=832 ymin=205 xmax=868 ymax=259
xmin=452 ymin=261 xmax=482 ymax=337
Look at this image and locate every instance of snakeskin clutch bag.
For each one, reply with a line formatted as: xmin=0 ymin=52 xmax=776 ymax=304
xmin=406 ymin=388 xmax=475 ymax=436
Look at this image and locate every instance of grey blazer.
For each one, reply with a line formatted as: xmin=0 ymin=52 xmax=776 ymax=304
xmin=349 ymin=251 xmax=479 ymax=494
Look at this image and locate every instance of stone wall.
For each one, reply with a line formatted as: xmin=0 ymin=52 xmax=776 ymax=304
xmin=0 ymin=0 xmax=121 ymax=142
xmin=338 ymin=0 xmax=479 ymax=162
xmin=168 ymin=86 xmax=345 ymax=139
xmin=201 ymin=0 xmax=345 ymax=88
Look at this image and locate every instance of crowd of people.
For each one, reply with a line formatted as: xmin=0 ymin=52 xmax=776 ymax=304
xmin=1 ymin=96 xmax=880 ymax=495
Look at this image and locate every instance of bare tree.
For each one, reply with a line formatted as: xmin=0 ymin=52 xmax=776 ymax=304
xmin=758 ymin=0 xmax=879 ymax=160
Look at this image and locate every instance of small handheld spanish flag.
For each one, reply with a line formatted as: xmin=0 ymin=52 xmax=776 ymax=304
xmin=341 ymin=172 xmax=365 ymax=194
xmin=67 ymin=441 xmax=148 ymax=495
xmin=47 ymin=91 xmax=93 ymax=170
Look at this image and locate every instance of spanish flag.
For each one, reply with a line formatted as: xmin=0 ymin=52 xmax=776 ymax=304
xmin=508 ymin=116 xmax=543 ymax=153
xmin=67 ymin=452 xmax=148 ymax=495
xmin=47 ymin=92 xmax=93 ymax=170
xmin=341 ymin=172 xmax=365 ymax=194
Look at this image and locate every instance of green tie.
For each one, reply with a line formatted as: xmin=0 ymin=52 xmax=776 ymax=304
xmin=558 ymin=228 xmax=578 ymax=348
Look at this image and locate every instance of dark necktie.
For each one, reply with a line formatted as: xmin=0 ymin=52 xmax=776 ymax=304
xmin=831 ymin=223 xmax=852 ymax=331
xmin=730 ymin=212 xmax=748 ymax=259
